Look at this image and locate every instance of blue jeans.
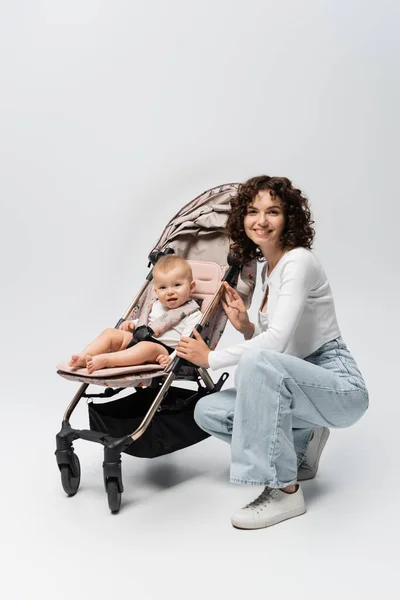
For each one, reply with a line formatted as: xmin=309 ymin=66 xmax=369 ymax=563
xmin=194 ymin=338 xmax=369 ymax=488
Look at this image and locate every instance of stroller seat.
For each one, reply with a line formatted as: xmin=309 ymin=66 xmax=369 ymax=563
xmin=56 ymin=260 xmax=225 ymax=387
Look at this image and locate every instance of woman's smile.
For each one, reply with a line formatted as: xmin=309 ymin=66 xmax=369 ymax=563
xmin=253 ymin=228 xmax=273 ymax=237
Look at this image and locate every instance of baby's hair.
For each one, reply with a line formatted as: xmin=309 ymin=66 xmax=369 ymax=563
xmin=153 ymin=255 xmax=193 ymax=281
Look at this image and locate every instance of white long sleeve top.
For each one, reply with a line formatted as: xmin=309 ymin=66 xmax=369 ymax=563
xmin=208 ymin=247 xmax=341 ymax=370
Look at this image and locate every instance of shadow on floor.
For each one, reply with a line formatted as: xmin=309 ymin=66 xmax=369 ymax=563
xmin=139 ymin=461 xmax=205 ymax=489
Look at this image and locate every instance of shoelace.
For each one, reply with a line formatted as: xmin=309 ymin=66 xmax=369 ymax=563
xmin=245 ymin=487 xmax=279 ymax=510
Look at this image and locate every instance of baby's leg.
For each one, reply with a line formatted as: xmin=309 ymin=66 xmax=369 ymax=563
xmin=69 ymin=328 xmax=132 ymax=368
xmin=86 ymin=342 xmax=169 ymax=373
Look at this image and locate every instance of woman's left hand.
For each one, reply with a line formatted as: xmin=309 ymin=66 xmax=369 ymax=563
xmin=176 ymin=329 xmax=210 ymax=368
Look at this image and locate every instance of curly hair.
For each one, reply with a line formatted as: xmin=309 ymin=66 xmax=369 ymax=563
xmin=226 ymin=175 xmax=315 ymax=264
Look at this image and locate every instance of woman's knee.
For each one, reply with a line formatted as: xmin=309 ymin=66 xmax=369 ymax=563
xmin=239 ymin=347 xmax=275 ymax=367
xmin=235 ymin=348 xmax=274 ymax=382
xmin=193 ymin=394 xmax=212 ymax=429
xmin=239 ymin=347 xmax=284 ymax=372
xmin=194 ymin=389 xmax=236 ymax=436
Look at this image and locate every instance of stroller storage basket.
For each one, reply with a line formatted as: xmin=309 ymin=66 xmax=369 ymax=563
xmin=88 ymin=385 xmax=210 ymax=459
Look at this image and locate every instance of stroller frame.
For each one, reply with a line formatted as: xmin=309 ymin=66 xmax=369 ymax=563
xmin=55 ymin=249 xmax=241 ymax=513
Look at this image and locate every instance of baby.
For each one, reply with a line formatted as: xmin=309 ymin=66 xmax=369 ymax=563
xmin=69 ymin=255 xmax=202 ymax=373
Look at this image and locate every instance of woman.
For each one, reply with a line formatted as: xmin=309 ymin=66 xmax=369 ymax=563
xmin=176 ymin=175 xmax=368 ymax=530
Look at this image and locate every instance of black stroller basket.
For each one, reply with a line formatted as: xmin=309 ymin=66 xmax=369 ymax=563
xmin=88 ymin=385 xmax=215 ymax=459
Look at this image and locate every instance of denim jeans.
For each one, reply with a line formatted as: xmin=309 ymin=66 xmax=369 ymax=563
xmin=194 ymin=338 xmax=369 ymax=488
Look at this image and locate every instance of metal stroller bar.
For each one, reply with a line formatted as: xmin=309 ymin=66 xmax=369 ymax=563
xmin=130 ymin=371 xmax=175 ymax=441
xmin=63 ymin=383 xmax=88 ymax=422
xmin=120 ymin=280 xmax=150 ymax=322
xmin=197 ymin=368 xmax=215 ymax=391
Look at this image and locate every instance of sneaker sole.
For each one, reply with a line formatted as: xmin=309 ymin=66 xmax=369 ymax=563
xmin=231 ymin=505 xmax=306 ymax=530
xmin=297 ymin=428 xmax=330 ymax=481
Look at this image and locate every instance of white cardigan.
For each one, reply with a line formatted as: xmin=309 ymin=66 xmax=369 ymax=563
xmin=208 ymin=247 xmax=341 ymax=370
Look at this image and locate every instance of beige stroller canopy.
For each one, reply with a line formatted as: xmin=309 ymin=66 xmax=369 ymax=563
xmin=149 ymin=182 xmax=255 ymax=302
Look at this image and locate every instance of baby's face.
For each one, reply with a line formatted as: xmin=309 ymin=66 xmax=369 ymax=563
xmin=153 ymin=266 xmax=195 ymax=310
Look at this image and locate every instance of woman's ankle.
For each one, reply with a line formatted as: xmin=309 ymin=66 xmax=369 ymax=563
xmin=280 ymin=484 xmax=298 ymax=494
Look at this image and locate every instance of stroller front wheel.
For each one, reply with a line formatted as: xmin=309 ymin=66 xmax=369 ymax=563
xmin=106 ymin=478 xmax=121 ymax=514
xmin=60 ymin=452 xmax=81 ymax=496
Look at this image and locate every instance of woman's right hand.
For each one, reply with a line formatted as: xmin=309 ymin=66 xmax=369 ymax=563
xmin=221 ymin=282 xmax=254 ymax=337
xmin=119 ymin=320 xmax=135 ymax=332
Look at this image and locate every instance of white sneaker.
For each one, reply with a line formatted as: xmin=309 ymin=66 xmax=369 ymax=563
xmin=231 ymin=486 xmax=306 ymax=530
xmin=297 ymin=427 xmax=330 ymax=481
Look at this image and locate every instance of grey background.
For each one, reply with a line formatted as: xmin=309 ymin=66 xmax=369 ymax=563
xmin=1 ymin=1 xmax=399 ymax=598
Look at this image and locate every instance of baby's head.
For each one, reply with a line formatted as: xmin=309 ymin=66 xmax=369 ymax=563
xmin=152 ymin=255 xmax=195 ymax=309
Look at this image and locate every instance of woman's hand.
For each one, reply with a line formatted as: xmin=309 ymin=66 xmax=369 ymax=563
xmin=221 ymin=282 xmax=254 ymax=338
xmin=119 ymin=320 xmax=135 ymax=332
xmin=176 ymin=329 xmax=210 ymax=368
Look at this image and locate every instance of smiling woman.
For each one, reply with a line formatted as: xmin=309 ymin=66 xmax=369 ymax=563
xmin=176 ymin=174 xmax=369 ymax=531
xmin=243 ymin=192 xmax=286 ymax=274
xmin=228 ymin=176 xmax=315 ymax=266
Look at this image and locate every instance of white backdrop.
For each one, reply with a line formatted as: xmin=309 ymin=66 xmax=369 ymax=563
xmin=1 ymin=1 xmax=399 ymax=598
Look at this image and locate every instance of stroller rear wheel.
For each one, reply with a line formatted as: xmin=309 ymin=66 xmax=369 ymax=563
xmin=60 ymin=452 xmax=81 ymax=496
xmin=106 ymin=478 xmax=121 ymax=514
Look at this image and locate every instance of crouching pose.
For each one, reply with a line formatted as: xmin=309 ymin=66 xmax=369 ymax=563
xmin=176 ymin=176 xmax=369 ymax=530
xmin=69 ymin=255 xmax=202 ymax=373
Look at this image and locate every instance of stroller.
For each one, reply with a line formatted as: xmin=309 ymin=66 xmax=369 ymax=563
xmin=55 ymin=183 xmax=256 ymax=513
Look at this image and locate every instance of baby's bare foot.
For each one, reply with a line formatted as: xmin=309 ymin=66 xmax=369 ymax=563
xmin=69 ymin=354 xmax=86 ymax=368
xmin=86 ymin=354 xmax=108 ymax=374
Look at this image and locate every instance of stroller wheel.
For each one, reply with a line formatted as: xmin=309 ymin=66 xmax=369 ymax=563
xmin=106 ymin=478 xmax=121 ymax=514
xmin=60 ymin=452 xmax=81 ymax=496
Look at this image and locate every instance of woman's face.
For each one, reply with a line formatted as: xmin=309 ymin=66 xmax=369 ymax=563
xmin=243 ymin=190 xmax=286 ymax=251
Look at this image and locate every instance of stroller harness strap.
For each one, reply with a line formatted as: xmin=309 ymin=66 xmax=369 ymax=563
xmin=136 ymin=299 xmax=200 ymax=337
